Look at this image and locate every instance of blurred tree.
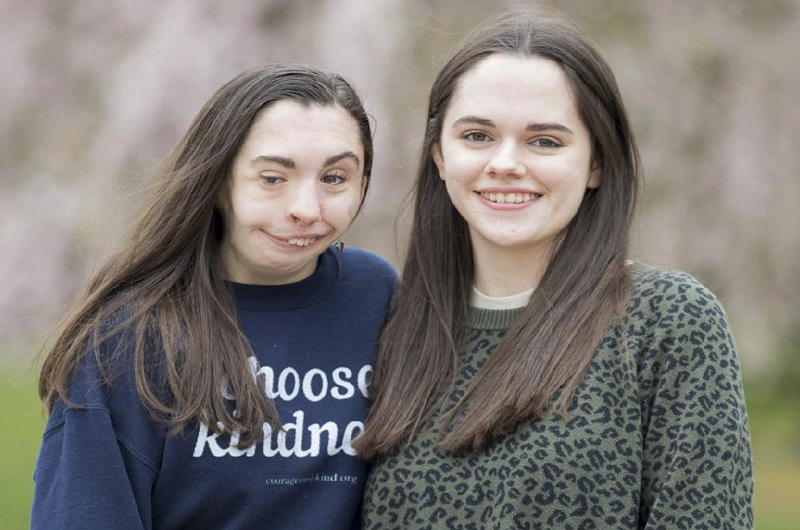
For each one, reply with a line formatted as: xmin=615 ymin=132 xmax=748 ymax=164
xmin=1 ymin=0 xmax=798 ymax=377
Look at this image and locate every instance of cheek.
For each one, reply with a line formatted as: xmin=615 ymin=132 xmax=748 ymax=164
xmin=438 ymin=140 xmax=485 ymax=179
xmin=547 ymin=176 xmax=591 ymax=222
xmin=532 ymin=156 xmax=592 ymax=192
xmin=322 ymin=190 xmax=363 ymax=227
xmin=441 ymin=152 xmax=486 ymax=184
xmin=227 ymin=198 xmax=264 ymax=233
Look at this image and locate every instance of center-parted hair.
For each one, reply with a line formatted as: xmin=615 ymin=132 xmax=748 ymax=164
xmin=355 ymin=12 xmax=641 ymax=458
xmin=39 ymin=64 xmax=373 ymax=447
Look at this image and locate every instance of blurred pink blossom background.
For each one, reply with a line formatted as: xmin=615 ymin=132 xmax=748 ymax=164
xmin=1 ymin=0 xmax=798 ymax=375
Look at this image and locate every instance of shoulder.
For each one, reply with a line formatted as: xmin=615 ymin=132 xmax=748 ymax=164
xmin=59 ymin=333 xmax=141 ymax=409
xmin=331 ymin=247 xmax=398 ymax=312
xmin=624 ymin=263 xmax=737 ymax=373
xmin=43 ymin=323 xmax=165 ymax=457
xmin=626 ymin=262 xmax=728 ymax=325
xmin=336 ymin=247 xmax=398 ymax=284
xmin=48 ymin=300 xmax=160 ymax=419
xmin=44 ymin=340 xmax=144 ymax=442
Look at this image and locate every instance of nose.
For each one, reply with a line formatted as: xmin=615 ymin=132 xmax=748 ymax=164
xmin=486 ymin=140 xmax=526 ymax=178
xmin=287 ymin=180 xmax=322 ymax=224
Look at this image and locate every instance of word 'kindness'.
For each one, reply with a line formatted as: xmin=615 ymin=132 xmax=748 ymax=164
xmin=194 ymin=411 xmax=363 ymax=458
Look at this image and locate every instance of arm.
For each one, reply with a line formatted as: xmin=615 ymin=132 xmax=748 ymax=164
xmin=31 ymin=351 xmax=160 ymax=530
xmin=637 ymin=272 xmax=753 ymax=530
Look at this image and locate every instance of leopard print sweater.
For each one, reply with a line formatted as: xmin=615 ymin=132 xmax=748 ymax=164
xmin=362 ymin=264 xmax=753 ymax=529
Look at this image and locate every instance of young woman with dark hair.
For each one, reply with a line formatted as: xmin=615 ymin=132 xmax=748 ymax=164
xmin=32 ymin=64 xmax=397 ymax=529
xmin=356 ymin=13 xmax=753 ymax=529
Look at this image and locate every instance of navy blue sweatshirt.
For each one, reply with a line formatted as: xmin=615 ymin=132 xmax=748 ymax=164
xmin=32 ymin=248 xmax=397 ymax=530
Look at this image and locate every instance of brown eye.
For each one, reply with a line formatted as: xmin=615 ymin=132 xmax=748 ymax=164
xmin=260 ymin=175 xmax=286 ymax=185
xmin=321 ymin=173 xmax=347 ymax=185
xmin=531 ymin=138 xmax=561 ymax=148
xmin=464 ymin=132 xmax=492 ymax=143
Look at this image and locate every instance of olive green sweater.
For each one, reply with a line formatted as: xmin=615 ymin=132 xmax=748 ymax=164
xmin=362 ymin=265 xmax=753 ymax=529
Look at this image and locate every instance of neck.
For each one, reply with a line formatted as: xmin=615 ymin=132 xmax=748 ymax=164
xmin=471 ymin=239 xmax=552 ymax=297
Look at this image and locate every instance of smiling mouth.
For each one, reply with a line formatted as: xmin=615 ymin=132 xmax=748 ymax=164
xmin=478 ymin=191 xmax=541 ymax=204
xmin=286 ymin=237 xmax=317 ymax=247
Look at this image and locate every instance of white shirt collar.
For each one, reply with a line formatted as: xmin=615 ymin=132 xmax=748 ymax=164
xmin=470 ymin=285 xmax=534 ymax=310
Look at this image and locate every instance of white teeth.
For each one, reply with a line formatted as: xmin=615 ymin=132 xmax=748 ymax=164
xmin=287 ymin=237 xmax=315 ymax=247
xmin=480 ymin=192 xmax=538 ymax=204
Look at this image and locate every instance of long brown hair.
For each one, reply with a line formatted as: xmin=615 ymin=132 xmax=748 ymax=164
xmin=38 ymin=64 xmax=373 ymax=447
xmin=355 ymin=13 xmax=641 ymax=458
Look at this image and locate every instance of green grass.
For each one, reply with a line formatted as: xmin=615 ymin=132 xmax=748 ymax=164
xmin=745 ymin=379 xmax=800 ymax=530
xmin=0 ymin=365 xmax=46 ymax=530
xmin=2 ymin=367 xmax=798 ymax=528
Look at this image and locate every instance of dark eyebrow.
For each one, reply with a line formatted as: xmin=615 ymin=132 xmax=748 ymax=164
xmin=452 ymin=116 xmax=574 ymax=135
xmin=451 ymin=116 xmax=495 ymax=129
xmin=323 ymin=151 xmax=360 ymax=168
xmin=250 ymin=155 xmax=295 ymax=169
xmin=525 ymin=122 xmax=574 ymax=135
xmin=250 ymin=151 xmax=360 ymax=170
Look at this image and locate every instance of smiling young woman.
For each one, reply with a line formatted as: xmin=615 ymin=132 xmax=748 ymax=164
xmin=221 ymin=100 xmax=367 ymax=285
xmin=355 ymin=12 xmax=754 ymax=530
xmin=32 ymin=65 xmax=397 ymax=530
xmin=433 ymin=53 xmax=601 ymax=296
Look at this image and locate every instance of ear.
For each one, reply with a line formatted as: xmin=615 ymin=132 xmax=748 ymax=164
xmin=360 ymin=175 xmax=368 ymax=201
xmin=217 ymin=174 xmax=234 ymax=217
xmin=587 ymin=163 xmax=601 ymax=189
xmin=432 ymin=144 xmax=445 ymax=180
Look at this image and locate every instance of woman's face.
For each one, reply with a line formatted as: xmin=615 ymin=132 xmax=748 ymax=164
xmin=434 ymin=53 xmax=599 ymax=266
xmin=221 ymin=100 xmax=366 ymax=285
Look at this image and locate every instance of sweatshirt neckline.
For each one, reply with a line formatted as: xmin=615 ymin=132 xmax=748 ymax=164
xmin=228 ymin=248 xmax=339 ymax=311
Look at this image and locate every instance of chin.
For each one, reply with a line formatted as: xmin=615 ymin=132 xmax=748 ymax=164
xmin=480 ymin=231 xmax=537 ymax=247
